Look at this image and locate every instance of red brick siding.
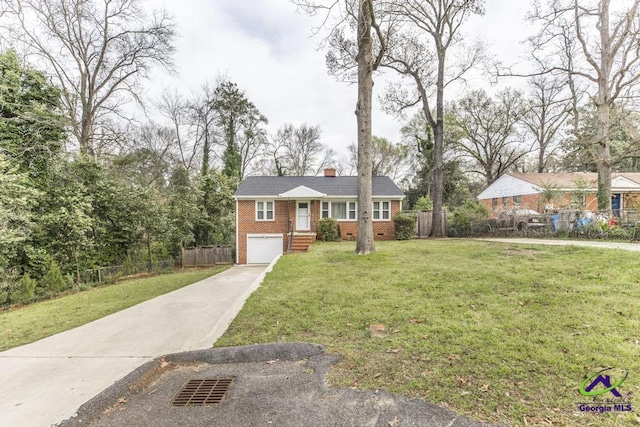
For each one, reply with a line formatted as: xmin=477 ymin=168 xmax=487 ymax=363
xmin=236 ymin=199 xmax=401 ymax=263
xmin=334 ymin=200 xmax=400 ymax=240
xmin=479 ymin=192 xmax=639 ymax=216
xmin=236 ymin=200 xmax=291 ymax=264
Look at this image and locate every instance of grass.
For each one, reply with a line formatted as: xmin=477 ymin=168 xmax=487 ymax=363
xmin=0 ymin=266 xmax=229 ymax=352
xmin=215 ymin=240 xmax=640 ymax=426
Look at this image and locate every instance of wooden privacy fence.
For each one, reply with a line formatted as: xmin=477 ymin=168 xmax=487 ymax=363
xmin=182 ymin=245 xmax=233 ymax=267
xmin=415 ymin=210 xmax=448 ymax=238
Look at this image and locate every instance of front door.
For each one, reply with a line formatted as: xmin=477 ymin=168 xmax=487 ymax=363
xmin=297 ymin=201 xmax=310 ymax=231
xmin=612 ymin=193 xmax=622 ymax=217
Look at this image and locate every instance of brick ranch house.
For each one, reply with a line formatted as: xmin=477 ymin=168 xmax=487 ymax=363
xmin=477 ymin=172 xmax=640 ymax=214
xmin=233 ymin=169 xmax=405 ymax=264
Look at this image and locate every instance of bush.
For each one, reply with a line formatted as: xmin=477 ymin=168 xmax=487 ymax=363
xmin=40 ymin=260 xmax=69 ymax=294
xmin=10 ymin=273 xmax=37 ymax=303
xmin=0 ymin=287 xmax=7 ymax=305
xmin=450 ymin=200 xmax=491 ymax=229
xmin=394 ymin=213 xmax=416 ymax=240
xmin=318 ymin=218 xmax=341 ymax=242
xmin=413 ymin=196 xmax=433 ymax=211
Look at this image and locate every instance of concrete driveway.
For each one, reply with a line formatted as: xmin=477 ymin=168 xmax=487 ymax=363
xmin=480 ymin=237 xmax=640 ymax=251
xmin=0 ymin=264 xmax=270 ymax=427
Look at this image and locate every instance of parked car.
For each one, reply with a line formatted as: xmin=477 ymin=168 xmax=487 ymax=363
xmin=488 ymin=209 xmax=547 ymax=232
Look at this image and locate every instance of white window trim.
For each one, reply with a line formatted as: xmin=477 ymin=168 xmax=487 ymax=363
xmin=256 ymin=200 xmax=275 ymax=221
xmin=372 ymin=200 xmax=392 ymax=221
xmin=321 ymin=200 xmax=357 ymax=221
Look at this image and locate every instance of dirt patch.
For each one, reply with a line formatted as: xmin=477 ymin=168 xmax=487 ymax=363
xmin=129 ymin=358 xmax=178 ymax=393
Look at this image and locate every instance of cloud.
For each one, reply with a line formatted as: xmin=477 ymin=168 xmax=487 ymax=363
xmin=146 ymin=0 xmax=533 ymax=159
xmin=144 ymin=0 xmax=401 ymax=158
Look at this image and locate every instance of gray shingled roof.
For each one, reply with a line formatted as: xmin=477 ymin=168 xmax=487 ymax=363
xmin=234 ymin=176 xmax=404 ymax=198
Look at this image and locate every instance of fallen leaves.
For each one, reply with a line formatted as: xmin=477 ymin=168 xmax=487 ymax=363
xmin=387 ymin=415 xmax=399 ymax=427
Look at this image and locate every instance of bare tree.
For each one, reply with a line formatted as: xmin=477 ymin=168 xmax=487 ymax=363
xmin=189 ymin=83 xmax=220 ymax=176
xmin=523 ymin=76 xmax=571 ymax=172
xmin=155 ymin=81 xmax=268 ymax=179
xmin=451 ymin=88 xmax=529 ymax=186
xmin=268 ymin=124 xmax=334 ymax=176
xmin=3 ymin=0 xmax=176 ymax=156
xmin=155 ymin=89 xmax=201 ymax=172
xmin=346 ymin=136 xmax=411 ymax=182
xmin=562 ymin=104 xmax=640 ymax=172
xmin=526 ymin=0 xmax=640 ymax=210
xmin=381 ymin=0 xmax=485 ymax=237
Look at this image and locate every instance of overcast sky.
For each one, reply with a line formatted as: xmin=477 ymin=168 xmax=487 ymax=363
xmin=146 ymin=0 xmax=536 ymax=158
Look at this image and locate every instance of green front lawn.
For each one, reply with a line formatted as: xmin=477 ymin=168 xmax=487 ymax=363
xmin=215 ymin=240 xmax=640 ymax=426
xmin=0 ymin=266 xmax=229 ymax=352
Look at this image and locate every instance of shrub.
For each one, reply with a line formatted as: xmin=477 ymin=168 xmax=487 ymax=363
xmin=40 ymin=260 xmax=69 ymax=294
xmin=10 ymin=273 xmax=37 ymax=303
xmin=413 ymin=196 xmax=433 ymax=211
xmin=318 ymin=218 xmax=341 ymax=242
xmin=450 ymin=200 xmax=491 ymax=229
xmin=394 ymin=213 xmax=416 ymax=240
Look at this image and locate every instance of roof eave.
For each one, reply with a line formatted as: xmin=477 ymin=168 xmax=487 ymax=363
xmin=234 ymin=194 xmax=405 ymax=200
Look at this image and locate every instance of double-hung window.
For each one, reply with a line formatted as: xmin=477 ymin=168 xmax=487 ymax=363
xmin=373 ymin=201 xmax=391 ymax=220
xmin=256 ymin=201 xmax=274 ymax=221
xmin=321 ymin=202 xmax=330 ymax=218
xmin=321 ymin=201 xmax=356 ymax=220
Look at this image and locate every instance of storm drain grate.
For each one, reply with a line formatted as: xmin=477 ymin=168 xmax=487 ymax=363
xmin=171 ymin=378 xmax=233 ymax=407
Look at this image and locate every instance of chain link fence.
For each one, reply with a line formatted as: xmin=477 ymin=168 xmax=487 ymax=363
xmin=80 ymin=259 xmax=175 ymax=285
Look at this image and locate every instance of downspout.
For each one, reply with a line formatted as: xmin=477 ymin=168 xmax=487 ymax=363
xmin=287 ymin=200 xmax=293 ymax=252
xmin=235 ymin=198 xmax=239 ymax=264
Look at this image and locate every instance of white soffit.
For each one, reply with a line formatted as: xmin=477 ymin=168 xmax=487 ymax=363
xmin=278 ymin=185 xmax=326 ymax=198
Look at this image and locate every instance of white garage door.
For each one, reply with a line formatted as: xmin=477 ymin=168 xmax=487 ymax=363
xmin=247 ymin=234 xmax=283 ymax=264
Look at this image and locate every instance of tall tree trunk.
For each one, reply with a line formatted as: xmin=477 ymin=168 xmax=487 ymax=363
xmin=147 ymin=234 xmax=153 ymax=272
xmin=430 ymin=49 xmax=446 ymax=238
xmin=596 ymin=0 xmax=612 ymax=211
xmin=596 ymin=103 xmax=612 ymax=210
xmin=537 ymin=147 xmax=545 ymax=173
xmin=355 ymin=0 xmax=375 ymax=254
xmin=80 ymin=109 xmax=93 ymax=156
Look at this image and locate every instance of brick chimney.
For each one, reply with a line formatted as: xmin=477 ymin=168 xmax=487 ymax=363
xmin=324 ymin=168 xmax=336 ymax=177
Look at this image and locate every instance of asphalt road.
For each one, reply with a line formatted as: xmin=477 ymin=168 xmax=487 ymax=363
xmin=57 ymin=343 xmax=495 ymax=427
